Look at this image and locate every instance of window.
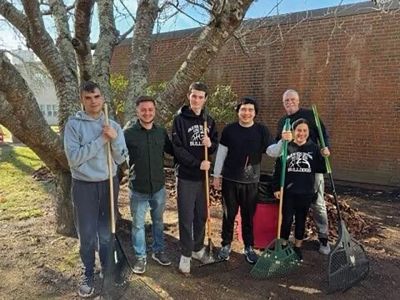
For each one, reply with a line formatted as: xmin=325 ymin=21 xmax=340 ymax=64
xmin=52 ymin=105 xmax=58 ymax=117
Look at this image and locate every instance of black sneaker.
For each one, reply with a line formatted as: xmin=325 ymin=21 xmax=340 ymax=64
xmin=293 ymin=247 xmax=303 ymax=261
xmin=78 ymin=275 xmax=94 ymax=298
xmin=152 ymin=251 xmax=172 ymax=266
xmin=244 ymin=246 xmax=258 ymax=264
xmin=133 ymin=257 xmax=146 ymax=274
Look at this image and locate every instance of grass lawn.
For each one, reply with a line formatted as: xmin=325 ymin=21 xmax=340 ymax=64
xmin=0 ymin=145 xmax=53 ymax=221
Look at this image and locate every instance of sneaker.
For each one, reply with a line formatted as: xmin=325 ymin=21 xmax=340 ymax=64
xmin=244 ymin=246 xmax=258 ymax=264
xmin=218 ymin=244 xmax=231 ymax=261
xmin=293 ymin=246 xmax=303 ymax=261
xmin=78 ymin=275 xmax=94 ymax=298
xmin=192 ymin=247 xmax=215 ymax=264
xmin=319 ymin=238 xmax=331 ymax=255
xmin=133 ymin=257 xmax=146 ymax=274
xmin=152 ymin=251 xmax=172 ymax=266
xmin=179 ymin=255 xmax=191 ymax=274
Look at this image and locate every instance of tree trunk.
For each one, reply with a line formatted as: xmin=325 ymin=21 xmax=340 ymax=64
xmin=54 ymin=170 xmax=76 ymax=237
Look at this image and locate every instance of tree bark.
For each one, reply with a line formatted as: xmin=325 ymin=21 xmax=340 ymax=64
xmin=125 ymin=0 xmax=159 ymax=124
xmin=54 ymin=170 xmax=76 ymax=237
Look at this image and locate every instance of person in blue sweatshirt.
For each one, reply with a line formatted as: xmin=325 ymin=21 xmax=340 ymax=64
xmin=64 ymin=81 xmax=128 ymax=298
xmin=272 ymin=118 xmax=326 ymax=261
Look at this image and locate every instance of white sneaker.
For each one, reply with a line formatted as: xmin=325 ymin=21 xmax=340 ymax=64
xmin=192 ymin=247 xmax=215 ymax=264
xmin=179 ymin=255 xmax=191 ymax=274
xmin=319 ymin=243 xmax=331 ymax=255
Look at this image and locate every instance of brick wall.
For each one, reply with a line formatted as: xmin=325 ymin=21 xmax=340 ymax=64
xmin=111 ymin=3 xmax=400 ymax=187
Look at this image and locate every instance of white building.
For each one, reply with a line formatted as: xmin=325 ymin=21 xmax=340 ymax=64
xmin=9 ymin=48 xmax=59 ymax=126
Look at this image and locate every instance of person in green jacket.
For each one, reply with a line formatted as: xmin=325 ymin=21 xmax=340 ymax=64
xmin=124 ymin=96 xmax=174 ymax=274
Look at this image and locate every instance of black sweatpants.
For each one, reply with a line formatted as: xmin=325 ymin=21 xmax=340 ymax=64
xmin=280 ymin=193 xmax=314 ymax=241
xmin=221 ymin=179 xmax=258 ymax=248
xmin=176 ymin=178 xmax=207 ymax=257
xmin=72 ymin=176 xmax=119 ymax=277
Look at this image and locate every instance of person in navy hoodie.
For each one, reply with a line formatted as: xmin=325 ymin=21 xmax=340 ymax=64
xmin=272 ymin=118 xmax=326 ymax=261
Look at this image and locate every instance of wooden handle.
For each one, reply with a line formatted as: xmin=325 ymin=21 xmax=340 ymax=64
xmin=204 ymin=119 xmax=212 ymax=242
xmin=104 ymin=104 xmax=116 ymax=234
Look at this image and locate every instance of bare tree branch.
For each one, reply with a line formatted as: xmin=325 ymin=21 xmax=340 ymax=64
xmin=73 ymin=0 xmax=95 ymax=81
xmin=92 ymin=0 xmax=117 ymax=110
xmin=125 ymin=0 xmax=159 ymax=122
xmin=0 ymin=0 xmax=29 ymax=38
xmin=0 ymin=52 xmax=68 ymax=171
xmin=49 ymin=0 xmax=77 ymax=75
xmin=117 ymin=25 xmax=134 ymax=44
xmin=42 ymin=2 xmax=75 ymax=15
xmin=160 ymin=0 xmax=253 ymax=110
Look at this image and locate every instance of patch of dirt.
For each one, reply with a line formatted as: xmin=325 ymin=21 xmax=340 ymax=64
xmin=0 ymin=168 xmax=399 ymax=299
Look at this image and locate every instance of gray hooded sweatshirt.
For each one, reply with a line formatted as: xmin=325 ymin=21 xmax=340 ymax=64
xmin=64 ymin=111 xmax=128 ymax=181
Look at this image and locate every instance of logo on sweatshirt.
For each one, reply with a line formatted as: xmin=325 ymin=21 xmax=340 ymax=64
xmin=188 ymin=124 xmax=204 ymax=146
xmin=287 ymin=152 xmax=313 ymax=173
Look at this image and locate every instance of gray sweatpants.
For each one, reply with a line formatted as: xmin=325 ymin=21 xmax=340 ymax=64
xmin=176 ymin=178 xmax=207 ymax=257
xmin=312 ymin=173 xmax=329 ymax=240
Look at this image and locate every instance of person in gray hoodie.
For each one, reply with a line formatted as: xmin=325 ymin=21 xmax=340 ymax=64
xmin=64 ymin=81 xmax=128 ymax=298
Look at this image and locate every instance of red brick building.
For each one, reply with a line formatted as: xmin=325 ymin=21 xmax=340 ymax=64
xmin=111 ymin=2 xmax=400 ymax=187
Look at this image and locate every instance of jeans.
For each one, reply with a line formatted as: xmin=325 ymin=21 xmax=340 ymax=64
xmin=130 ymin=187 xmax=166 ymax=258
xmin=311 ymin=173 xmax=329 ymax=239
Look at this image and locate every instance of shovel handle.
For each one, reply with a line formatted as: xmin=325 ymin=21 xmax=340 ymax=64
xmin=104 ymin=104 xmax=116 ymax=234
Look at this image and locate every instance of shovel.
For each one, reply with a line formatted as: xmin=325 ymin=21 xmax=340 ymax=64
xmin=251 ymin=118 xmax=299 ymax=279
xmin=312 ymin=104 xmax=369 ymax=293
xmin=102 ymin=104 xmax=132 ymax=294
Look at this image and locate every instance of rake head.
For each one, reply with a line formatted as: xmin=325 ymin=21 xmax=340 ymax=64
xmin=328 ymin=221 xmax=369 ymax=293
xmin=250 ymin=238 xmax=300 ymax=279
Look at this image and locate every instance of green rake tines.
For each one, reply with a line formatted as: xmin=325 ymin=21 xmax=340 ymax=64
xmin=250 ymin=239 xmax=300 ymax=279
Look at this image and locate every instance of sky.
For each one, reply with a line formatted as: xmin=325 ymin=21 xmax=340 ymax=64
xmin=0 ymin=0 xmax=368 ymax=50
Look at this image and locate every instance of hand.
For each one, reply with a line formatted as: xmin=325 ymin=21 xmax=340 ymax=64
xmin=202 ymin=136 xmax=211 ymax=148
xmin=321 ymin=147 xmax=330 ymax=157
xmin=103 ymin=125 xmax=117 ymax=142
xmin=281 ymin=130 xmax=293 ymax=142
xmin=213 ymin=177 xmax=222 ymax=190
xmin=273 ymin=191 xmax=280 ymax=199
xmin=200 ymin=160 xmax=210 ymax=171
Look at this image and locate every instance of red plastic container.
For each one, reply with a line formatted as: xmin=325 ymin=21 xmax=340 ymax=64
xmin=236 ymin=203 xmax=279 ymax=249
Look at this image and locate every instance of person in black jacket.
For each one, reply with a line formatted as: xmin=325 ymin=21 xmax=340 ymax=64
xmin=273 ymin=118 xmax=326 ymax=261
xmin=275 ymin=89 xmax=331 ymax=255
xmin=172 ymin=82 xmax=218 ymax=274
xmin=124 ymin=96 xmax=174 ymax=274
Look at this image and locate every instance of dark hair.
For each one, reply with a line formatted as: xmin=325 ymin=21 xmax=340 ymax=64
xmin=235 ymin=96 xmax=259 ymax=115
xmin=136 ymin=95 xmax=156 ymax=106
xmin=188 ymin=82 xmax=209 ymax=97
xmin=292 ymin=118 xmax=309 ymax=130
xmin=80 ymin=80 xmax=100 ymax=94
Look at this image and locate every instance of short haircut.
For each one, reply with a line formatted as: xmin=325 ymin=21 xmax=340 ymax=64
xmin=188 ymin=82 xmax=209 ymax=97
xmin=282 ymin=89 xmax=299 ymax=100
xmin=80 ymin=81 xmax=100 ymax=94
xmin=136 ymin=95 xmax=156 ymax=106
xmin=292 ymin=118 xmax=309 ymax=130
xmin=235 ymin=96 xmax=259 ymax=115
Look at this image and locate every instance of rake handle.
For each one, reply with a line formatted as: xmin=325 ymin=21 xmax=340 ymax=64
xmin=277 ymin=118 xmax=290 ymax=238
xmin=204 ymin=118 xmax=212 ymax=251
xmin=311 ymin=104 xmax=342 ymax=222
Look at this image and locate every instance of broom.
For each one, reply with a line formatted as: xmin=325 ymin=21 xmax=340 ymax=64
xmin=311 ymin=104 xmax=369 ymax=293
xmin=251 ymin=118 xmax=299 ymax=279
